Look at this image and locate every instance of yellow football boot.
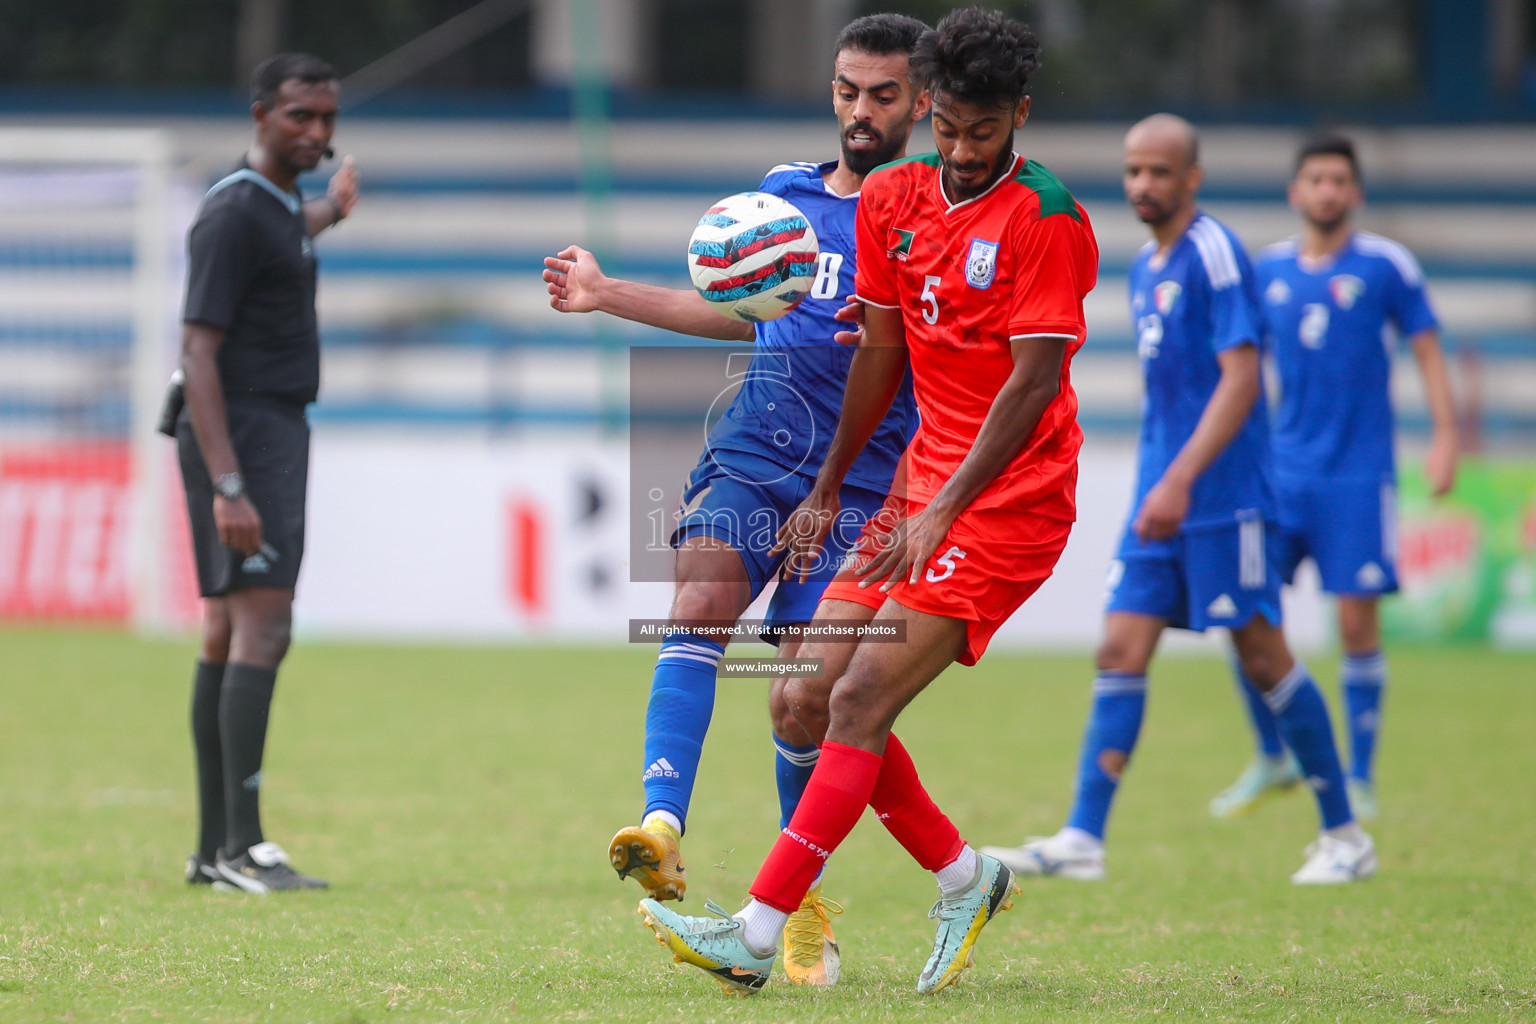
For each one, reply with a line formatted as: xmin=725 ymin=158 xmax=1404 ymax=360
xmin=608 ymin=814 xmax=687 ymax=901
xmin=782 ymin=884 xmax=843 ymax=986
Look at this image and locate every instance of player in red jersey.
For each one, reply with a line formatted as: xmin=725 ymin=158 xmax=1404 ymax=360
xmin=633 ymin=8 xmax=1098 ymax=995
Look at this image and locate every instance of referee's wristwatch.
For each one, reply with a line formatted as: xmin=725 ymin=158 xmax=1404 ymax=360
xmin=214 ymin=472 xmax=246 ymax=501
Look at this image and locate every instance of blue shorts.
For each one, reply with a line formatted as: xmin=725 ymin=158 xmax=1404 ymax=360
xmin=1106 ymin=516 xmax=1282 ymax=632
xmin=1274 ymin=474 xmax=1399 ymax=596
xmin=672 ymin=449 xmax=887 ymax=633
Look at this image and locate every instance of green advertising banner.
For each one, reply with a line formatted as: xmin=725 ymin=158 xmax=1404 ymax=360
xmin=1383 ymin=460 xmax=1536 ymax=646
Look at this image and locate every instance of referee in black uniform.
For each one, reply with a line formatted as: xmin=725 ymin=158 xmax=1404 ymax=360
xmin=177 ymin=53 xmax=357 ymax=893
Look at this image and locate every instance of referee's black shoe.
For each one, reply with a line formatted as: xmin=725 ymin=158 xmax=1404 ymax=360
xmin=186 ymin=852 xmax=221 ymax=885
xmin=187 ymin=852 xmax=240 ymax=891
xmin=215 ymin=841 xmax=329 ymax=894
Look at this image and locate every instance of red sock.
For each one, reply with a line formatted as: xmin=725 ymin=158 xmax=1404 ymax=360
xmin=750 ymin=741 xmax=881 ymax=912
xmin=870 ymin=733 xmax=965 ymax=872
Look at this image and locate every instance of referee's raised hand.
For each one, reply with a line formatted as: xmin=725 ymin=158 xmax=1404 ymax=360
xmin=214 ymin=493 xmax=264 ymax=557
xmin=327 ymin=155 xmax=359 ymax=221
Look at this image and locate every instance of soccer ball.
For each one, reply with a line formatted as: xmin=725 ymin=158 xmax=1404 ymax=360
xmin=686 ymin=192 xmax=819 ymax=323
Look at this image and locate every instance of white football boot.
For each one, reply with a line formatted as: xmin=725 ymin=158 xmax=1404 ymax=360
xmin=1290 ymin=832 xmax=1377 ymax=885
xmin=980 ymin=828 xmax=1106 ymax=881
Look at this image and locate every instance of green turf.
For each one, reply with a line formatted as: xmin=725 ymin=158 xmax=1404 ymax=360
xmin=1 ymin=629 xmax=1532 ymax=1022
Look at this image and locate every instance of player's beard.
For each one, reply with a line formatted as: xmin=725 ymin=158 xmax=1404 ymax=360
xmin=1304 ymin=208 xmax=1350 ymax=234
xmin=1131 ymin=193 xmax=1175 ymax=225
xmin=943 ymin=128 xmax=1015 ymax=201
xmin=840 ymin=114 xmax=911 ymax=176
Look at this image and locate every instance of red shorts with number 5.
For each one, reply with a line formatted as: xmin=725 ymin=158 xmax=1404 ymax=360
xmin=820 ymin=495 xmax=1072 ymax=666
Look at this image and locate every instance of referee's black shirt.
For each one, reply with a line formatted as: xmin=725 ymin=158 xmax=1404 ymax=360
xmin=183 ymin=159 xmax=320 ymax=406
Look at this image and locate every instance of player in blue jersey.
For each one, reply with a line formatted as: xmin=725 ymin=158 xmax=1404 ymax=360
xmin=1209 ymin=135 xmax=1458 ymax=822
xmin=981 ymin=114 xmax=1375 ymax=884
xmin=541 ymin=13 xmax=929 ymax=984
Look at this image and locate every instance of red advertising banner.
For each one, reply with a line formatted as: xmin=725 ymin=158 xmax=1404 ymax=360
xmin=0 ymin=443 xmax=132 ymax=621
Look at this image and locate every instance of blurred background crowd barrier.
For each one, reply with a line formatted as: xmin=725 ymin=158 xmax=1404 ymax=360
xmin=1 ymin=0 xmax=1532 ymax=647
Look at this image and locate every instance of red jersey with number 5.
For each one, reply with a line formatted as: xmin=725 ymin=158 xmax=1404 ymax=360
xmin=854 ymin=152 xmax=1097 ymax=519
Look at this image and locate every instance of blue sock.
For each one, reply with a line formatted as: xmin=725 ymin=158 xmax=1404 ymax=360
xmin=1341 ymin=650 xmax=1386 ymax=782
xmin=1263 ymin=662 xmax=1353 ymax=829
xmin=773 ymin=736 xmax=819 ymax=829
xmin=1065 ymin=672 xmax=1147 ymax=841
xmin=640 ymin=633 xmax=724 ymax=832
xmin=1231 ymin=654 xmax=1285 ymax=758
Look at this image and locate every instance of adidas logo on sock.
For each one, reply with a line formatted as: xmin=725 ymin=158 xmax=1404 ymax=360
xmin=642 ymin=757 xmax=680 ymax=780
xmin=1206 ymin=593 xmax=1238 ymax=619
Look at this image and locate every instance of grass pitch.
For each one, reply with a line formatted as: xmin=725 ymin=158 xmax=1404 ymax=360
xmin=0 ymin=628 xmax=1532 ymax=1022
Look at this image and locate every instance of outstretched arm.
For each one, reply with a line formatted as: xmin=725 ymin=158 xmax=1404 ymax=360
xmin=1409 ymin=327 xmax=1458 ymax=496
xmin=542 ymin=245 xmax=753 ymax=341
xmin=304 ymin=155 xmax=358 ymax=238
xmin=1135 ymin=342 xmax=1261 ymax=540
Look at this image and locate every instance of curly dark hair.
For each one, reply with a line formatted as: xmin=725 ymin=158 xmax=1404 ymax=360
xmin=912 ymin=6 xmax=1040 ymax=109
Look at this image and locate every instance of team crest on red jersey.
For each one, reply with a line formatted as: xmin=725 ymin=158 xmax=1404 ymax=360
xmin=1154 ymin=280 xmax=1182 ymax=314
xmin=965 ymin=238 xmax=999 ymax=289
xmin=887 ymin=228 xmax=915 ymax=260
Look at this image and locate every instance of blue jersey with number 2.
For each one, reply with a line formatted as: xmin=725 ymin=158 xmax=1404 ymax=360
xmin=1256 ymin=231 xmax=1438 ymax=483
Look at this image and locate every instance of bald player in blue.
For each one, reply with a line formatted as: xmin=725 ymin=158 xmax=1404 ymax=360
xmin=984 ymin=114 xmax=1374 ymax=886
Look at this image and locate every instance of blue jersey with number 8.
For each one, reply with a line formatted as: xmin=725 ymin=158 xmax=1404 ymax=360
xmin=704 ymin=160 xmax=916 ymax=494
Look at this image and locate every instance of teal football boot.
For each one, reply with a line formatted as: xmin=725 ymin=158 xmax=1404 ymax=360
xmin=637 ymin=898 xmax=774 ymax=995
xmin=916 ymin=853 xmax=1019 ymax=994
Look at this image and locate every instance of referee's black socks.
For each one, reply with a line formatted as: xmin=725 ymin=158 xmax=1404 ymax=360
xmin=190 ymin=660 xmax=226 ymax=863
xmin=219 ymin=663 xmax=278 ymax=858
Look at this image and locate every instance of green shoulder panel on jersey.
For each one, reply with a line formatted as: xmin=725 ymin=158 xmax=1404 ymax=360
xmin=1013 ymin=160 xmax=1081 ymax=221
xmin=867 ymin=152 xmax=942 ymax=181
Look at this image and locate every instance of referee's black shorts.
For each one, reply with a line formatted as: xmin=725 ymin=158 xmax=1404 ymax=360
xmin=176 ymin=396 xmax=309 ymax=597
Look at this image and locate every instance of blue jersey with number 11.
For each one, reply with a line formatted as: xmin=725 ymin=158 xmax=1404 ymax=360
xmin=704 ymin=160 xmax=916 ymax=494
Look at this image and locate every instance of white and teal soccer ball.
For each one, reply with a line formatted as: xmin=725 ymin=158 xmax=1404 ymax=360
xmin=686 ymin=192 xmax=819 ymax=323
